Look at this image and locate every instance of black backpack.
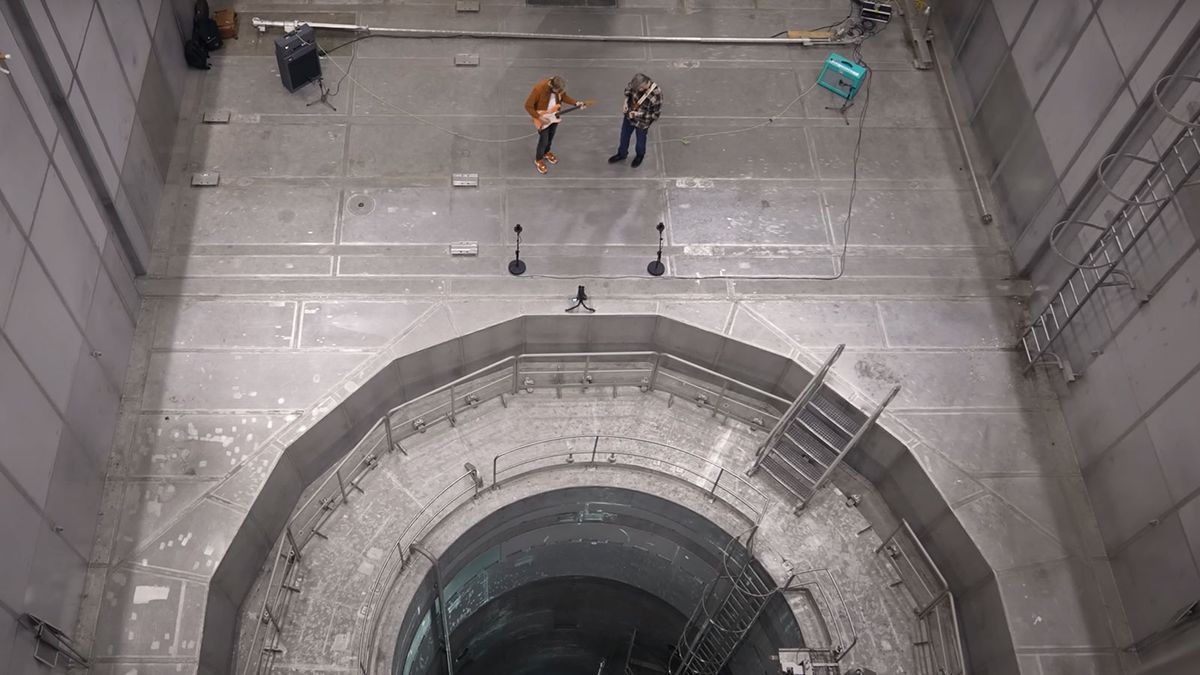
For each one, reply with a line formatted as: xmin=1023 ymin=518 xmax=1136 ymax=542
xmin=192 ymin=0 xmax=222 ymax=52
xmin=184 ymin=36 xmax=210 ymax=69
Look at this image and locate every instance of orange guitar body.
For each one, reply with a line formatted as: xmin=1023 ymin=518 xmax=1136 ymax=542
xmin=533 ymin=99 xmax=597 ymax=129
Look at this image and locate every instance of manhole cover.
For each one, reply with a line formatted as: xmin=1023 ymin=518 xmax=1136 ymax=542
xmin=347 ymin=194 xmax=375 ymax=216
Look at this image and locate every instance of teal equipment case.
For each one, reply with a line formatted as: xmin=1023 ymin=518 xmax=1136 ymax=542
xmin=817 ymin=53 xmax=868 ymax=100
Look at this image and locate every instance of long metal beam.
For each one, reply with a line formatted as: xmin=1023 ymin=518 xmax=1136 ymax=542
xmin=250 ymin=17 xmax=855 ymax=45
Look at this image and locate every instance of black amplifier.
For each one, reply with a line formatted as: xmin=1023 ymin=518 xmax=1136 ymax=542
xmin=275 ymin=24 xmax=321 ymax=92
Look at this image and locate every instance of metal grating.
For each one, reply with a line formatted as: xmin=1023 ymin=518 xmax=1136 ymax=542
xmin=748 ymin=345 xmax=899 ymax=511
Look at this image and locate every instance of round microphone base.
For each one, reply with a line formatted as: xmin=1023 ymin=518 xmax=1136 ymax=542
xmin=646 ymin=260 xmax=666 ymax=277
xmin=508 ymin=259 xmax=527 ymax=276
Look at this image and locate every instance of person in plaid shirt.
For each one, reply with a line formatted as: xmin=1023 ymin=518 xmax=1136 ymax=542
xmin=609 ymin=73 xmax=662 ymax=168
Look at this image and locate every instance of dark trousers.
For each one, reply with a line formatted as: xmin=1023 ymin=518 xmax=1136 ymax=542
xmin=536 ymin=123 xmax=557 ymax=160
xmin=616 ymin=116 xmax=648 ymax=159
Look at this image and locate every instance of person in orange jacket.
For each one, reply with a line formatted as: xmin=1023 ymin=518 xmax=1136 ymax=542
xmin=525 ymin=75 xmax=588 ymax=174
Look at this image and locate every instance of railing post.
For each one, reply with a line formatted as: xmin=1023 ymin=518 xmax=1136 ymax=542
xmin=749 ymin=344 xmax=844 ymax=475
xmin=411 ymin=545 xmax=456 ymax=675
xmin=285 ymin=526 xmax=302 ymax=562
xmin=512 ymin=357 xmax=521 ymax=394
xmin=336 ymin=469 xmax=349 ymax=504
xmin=262 ymin=606 xmax=281 ymax=633
xmin=384 ymin=415 xmax=397 ymax=453
xmin=712 ymin=381 xmax=729 ymax=417
xmin=804 ymin=385 xmax=900 ymax=507
xmin=465 ymin=463 xmax=483 ymax=499
xmin=648 ymin=353 xmax=663 ymax=390
xmin=590 ymin=436 xmax=599 ymax=465
xmin=710 ymin=468 xmax=724 ymax=499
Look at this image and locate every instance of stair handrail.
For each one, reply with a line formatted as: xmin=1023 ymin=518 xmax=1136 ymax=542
xmin=803 ymin=384 xmax=901 ymax=509
xmin=749 ymin=345 xmax=845 ymax=475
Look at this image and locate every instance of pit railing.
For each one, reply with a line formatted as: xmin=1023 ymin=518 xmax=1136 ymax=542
xmin=239 ymin=350 xmax=791 ymax=675
xmin=877 ymin=519 xmax=967 ymax=675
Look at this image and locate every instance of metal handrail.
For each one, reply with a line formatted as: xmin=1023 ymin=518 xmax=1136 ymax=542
xmin=492 ymin=434 xmax=771 ymax=521
xmin=238 ymin=360 xmax=517 ymax=675
xmin=782 ymin=569 xmax=859 ymax=661
xmin=241 ymin=349 xmax=795 ymax=674
xmin=877 ymin=519 xmax=966 ymax=675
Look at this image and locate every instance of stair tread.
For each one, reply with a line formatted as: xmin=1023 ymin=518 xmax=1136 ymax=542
xmin=760 ymin=455 xmax=814 ymax=500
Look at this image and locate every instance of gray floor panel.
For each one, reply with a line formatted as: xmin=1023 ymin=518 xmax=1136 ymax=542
xmin=666 ymin=185 xmax=828 ymax=245
xmin=657 ymin=124 xmax=815 ymax=178
xmin=201 ymin=60 xmax=351 ymax=117
xmin=347 ymin=122 xmax=506 ymax=177
xmin=650 ymin=67 xmax=806 ymax=118
xmin=350 ymin=61 xmax=511 ymax=116
xmin=340 ymin=186 xmax=506 ymax=244
xmin=505 ymin=186 xmax=665 ymax=243
xmin=178 ymin=186 xmax=341 ymax=245
xmin=193 ymin=123 xmax=346 ymax=177
xmin=810 ymin=125 xmax=966 ymax=182
xmin=825 ymin=188 xmax=998 ymax=247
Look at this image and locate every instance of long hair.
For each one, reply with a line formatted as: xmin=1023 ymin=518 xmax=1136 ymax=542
xmin=629 ymin=73 xmax=651 ymax=90
xmin=548 ymin=75 xmax=566 ymax=94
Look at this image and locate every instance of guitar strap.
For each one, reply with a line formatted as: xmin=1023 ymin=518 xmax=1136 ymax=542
xmin=634 ymin=82 xmax=658 ymax=109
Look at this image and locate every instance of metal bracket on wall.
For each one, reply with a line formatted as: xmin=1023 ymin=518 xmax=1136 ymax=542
xmin=455 ymin=0 xmax=480 ymax=12
xmin=897 ymin=0 xmax=932 ymax=69
xmin=452 ymin=173 xmax=479 ymax=187
xmin=192 ymin=172 xmax=221 ymax=187
xmin=17 ymin=614 xmax=90 ymax=670
xmin=454 ymin=53 xmax=479 ymax=66
xmin=203 ymin=110 xmax=232 ymax=124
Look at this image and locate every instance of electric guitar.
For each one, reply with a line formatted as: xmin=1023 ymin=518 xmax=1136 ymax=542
xmin=534 ymin=99 xmax=597 ymax=129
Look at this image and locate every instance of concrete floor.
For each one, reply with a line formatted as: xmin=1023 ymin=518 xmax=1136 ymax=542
xmin=77 ymin=2 xmax=1130 ymax=675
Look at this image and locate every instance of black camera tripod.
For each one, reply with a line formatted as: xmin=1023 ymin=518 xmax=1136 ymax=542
xmin=565 ymin=285 xmax=595 ymax=313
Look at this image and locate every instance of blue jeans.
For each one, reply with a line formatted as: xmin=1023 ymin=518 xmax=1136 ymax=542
xmin=617 ymin=116 xmax=647 ymax=159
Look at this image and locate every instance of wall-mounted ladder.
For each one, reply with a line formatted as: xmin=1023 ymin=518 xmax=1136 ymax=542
xmin=747 ymin=345 xmax=899 ymax=512
xmin=673 ymin=529 xmax=781 ymax=675
xmin=1020 ymin=72 xmax=1200 ymax=380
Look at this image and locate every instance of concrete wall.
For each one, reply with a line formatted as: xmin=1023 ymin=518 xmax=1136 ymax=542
xmin=0 ymin=1 xmax=184 ymax=670
xmin=942 ymin=0 xmax=1200 ymax=270
xmin=944 ymin=0 xmax=1200 ymax=664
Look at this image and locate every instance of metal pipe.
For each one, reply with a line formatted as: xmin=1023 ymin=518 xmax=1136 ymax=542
xmin=928 ymin=34 xmax=992 ymax=224
xmin=410 ymin=545 xmax=455 ymax=675
xmin=251 ymin=17 xmax=854 ymax=45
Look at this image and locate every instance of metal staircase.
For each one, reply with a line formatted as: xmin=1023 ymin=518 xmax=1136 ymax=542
xmin=673 ymin=529 xmax=780 ymax=675
xmin=747 ymin=345 xmax=900 ymax=511
xmin=1020 ymin=72 xmax=1200 ymax=380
